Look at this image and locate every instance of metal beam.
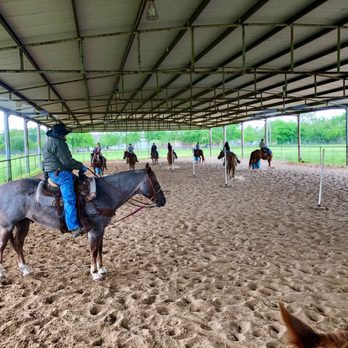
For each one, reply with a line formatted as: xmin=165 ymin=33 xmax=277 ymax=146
xmin=119 ymin=0 xmax=212 ymax=114
xmin=71 ymin=0 xmax=93 ymax=125
xmin=103 ymin=0 xmax=147 ymax=118
xmin=0 ymin=12 xmax=80 ymax=126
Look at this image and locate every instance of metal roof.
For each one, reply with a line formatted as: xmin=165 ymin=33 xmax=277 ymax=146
xmin=0 ymin=0 xmax=347 ymax=132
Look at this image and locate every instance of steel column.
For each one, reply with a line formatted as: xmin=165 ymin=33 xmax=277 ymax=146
xmin=23 ymin=119 xmax=30 ymax=174
xmin=346 ymin=108 xmax=348 ymax=166
xmin=297 ymin=114 xmax=302 ymax=162
xmin=37 ymin=123 xmax=42 ymax=168
xmin=3 ymin=112 xmax=12 ymax=181
xmin=241 ymin=122 xmax=244 ymax=158
xmin=223 ymin=126 xmax=226 ymax=143
xmin=264 ymin=119 xmax=268 ymax=144
xmin=209 ymin=128 xmax=212 ymax=156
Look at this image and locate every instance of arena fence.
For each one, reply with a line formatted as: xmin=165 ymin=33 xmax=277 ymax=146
xmin=0 ymin=145 xmax=346 ymax=183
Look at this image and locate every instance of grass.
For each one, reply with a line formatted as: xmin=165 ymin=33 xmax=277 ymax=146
xmin=0 ymin=144 xmax=346 ymax=183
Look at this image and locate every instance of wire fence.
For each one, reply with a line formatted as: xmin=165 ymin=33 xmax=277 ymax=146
xmin=0 ymin=145 xmax=346 ymax=183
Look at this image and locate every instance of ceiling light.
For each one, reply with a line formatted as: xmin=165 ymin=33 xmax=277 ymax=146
xmin=146 ymin=0 xmax=159 ymax=20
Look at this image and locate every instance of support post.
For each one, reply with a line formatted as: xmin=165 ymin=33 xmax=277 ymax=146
xmin=297 ymin=114 xmax=302 ymax=162
xmin=241 ymin=122 xmax=244 ymax=159
xmin=346 ymin=108 xmax=348 ymax=166
xmin=24 ymin=119 xmax=30 ymax=175
xmin=3 ymin=113 xmax=12 ymax=182
xmin=264 ymin=119 xmax=268 ymax=145
xmin=223 ymin=126 xmax=226 ymax=144
xmin=37 ymin=124 xmax=42 ymax=168
xmin=209 ymin=128 xmax=212 ymax=157
xmin=224 ymin=146 xmax=228 ymax=186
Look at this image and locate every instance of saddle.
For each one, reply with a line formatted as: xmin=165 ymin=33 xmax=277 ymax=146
xmin=35 ymin=175 xmax=97 ymax=234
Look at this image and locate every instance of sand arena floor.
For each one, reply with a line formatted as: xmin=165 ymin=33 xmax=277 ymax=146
xmin=0 ymin=158 xmax=347 ymax=348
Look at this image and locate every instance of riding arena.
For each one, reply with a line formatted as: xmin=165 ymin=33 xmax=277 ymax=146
xmin=0 ymin=1 xmax=348 ymax=347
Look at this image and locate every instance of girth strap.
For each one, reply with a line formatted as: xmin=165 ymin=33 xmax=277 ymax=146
xmin=96 ymin=208 xmax=115 ymax=217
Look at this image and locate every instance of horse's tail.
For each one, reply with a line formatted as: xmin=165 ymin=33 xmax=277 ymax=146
xmin=249 ymin=151 xmax=254 ymax=168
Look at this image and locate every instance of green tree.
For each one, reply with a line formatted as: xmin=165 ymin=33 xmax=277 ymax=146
xmin=66 ymin=132 xmax=94 ymax=149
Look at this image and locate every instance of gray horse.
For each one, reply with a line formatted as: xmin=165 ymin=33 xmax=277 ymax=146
xmin=0 ymin=164 xmax=166 ymax=281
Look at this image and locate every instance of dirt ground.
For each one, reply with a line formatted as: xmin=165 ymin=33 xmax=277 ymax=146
xmin=0 ymin=158 xmax=347 ymax=348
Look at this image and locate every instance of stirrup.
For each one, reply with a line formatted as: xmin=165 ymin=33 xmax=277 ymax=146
xmin=71 ymin=227 xmax=85 ymax=238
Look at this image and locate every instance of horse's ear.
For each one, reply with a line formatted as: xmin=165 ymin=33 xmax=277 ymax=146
xmin=279 ymin=303 xmax=320 ymax=348
xmin=145 ymin=163 xmax=151 ymax=173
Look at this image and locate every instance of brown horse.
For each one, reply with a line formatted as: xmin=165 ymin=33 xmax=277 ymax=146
xmin=123 ymin=151 xmax=137 ymax=170
xmin=167 ymin=150 xmax=177 ymax=169
xmin=217 ymin=150 xmax=238 ymax=179
xmin=151 ymin=149 xmax=159 ymax=165
xmin=91 ymin=153 xmax=107 ymax=176
xmin=193 ymin=149 xmax=205 ymax=162
xmin=280 ymin=303 xmax=348 ymax=348
xmin=249 ymin=149 xmax=272 ymax=169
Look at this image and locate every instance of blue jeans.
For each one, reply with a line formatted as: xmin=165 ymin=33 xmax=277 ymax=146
xmin=48 ymin=170 xmax=81 ymax=231
xmin=95 ymin=167 xmax=102 ymax=175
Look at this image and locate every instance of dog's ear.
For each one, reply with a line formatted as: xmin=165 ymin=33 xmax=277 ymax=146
xmin=279 ymin=303 xmax=321 ymax=348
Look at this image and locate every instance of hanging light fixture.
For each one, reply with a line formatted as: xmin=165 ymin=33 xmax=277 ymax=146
xmin=146 ymin=0 xmax=159 ymax=20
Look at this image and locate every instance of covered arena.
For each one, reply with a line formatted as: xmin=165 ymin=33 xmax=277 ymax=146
xmin=0 ymin=1 xmax=348 ymax=347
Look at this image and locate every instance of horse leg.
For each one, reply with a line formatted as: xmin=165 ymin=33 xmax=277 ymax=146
xmin=97 ymin=237 xmax=107 ymax=275
xmin=88 ymin=233 xmax=104 ymax=281
xmin=11 ymin=219 xmax=31 ymax=276
xmin=0 ymin=225 xmax=13 ymax=281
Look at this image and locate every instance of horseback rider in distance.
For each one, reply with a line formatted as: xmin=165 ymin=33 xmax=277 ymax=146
xmin=223 ymin=141 xmax=241 ymax=164
xmin=259 ymin=138 xmax=272 ymax=156
xmin=127 ymin=143 xmax=139 ymax=162
xmin=42 ymin=124 xmax=87 ymax=238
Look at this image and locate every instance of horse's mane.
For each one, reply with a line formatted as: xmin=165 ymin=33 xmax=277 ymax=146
xmin=280 ymin=303 xmax=348 ymax=348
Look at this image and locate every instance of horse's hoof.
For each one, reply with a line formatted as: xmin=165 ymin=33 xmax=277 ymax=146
xmin=98 ymin=266 xmax=107 ymax=275
xmin=92 ymin=272 xmax=104 ymax=281
xmin=19 ymin=264 xmax=31 ymax=277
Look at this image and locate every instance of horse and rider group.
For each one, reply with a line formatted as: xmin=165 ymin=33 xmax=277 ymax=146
xmin=0 ymin=123 xmax=273 ymax=282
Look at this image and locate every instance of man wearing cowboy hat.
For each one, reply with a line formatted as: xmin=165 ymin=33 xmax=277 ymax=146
xmin=42 ymin=124 xmax=87 ymax=237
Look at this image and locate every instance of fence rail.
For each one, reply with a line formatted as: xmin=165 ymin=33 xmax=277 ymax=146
xmin=0 ymin=145 xmax=346 ymax=183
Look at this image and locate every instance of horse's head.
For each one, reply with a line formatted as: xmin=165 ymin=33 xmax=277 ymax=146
xmin=217 ymin=150 xmax=224 ymax=159
xmin=137 ymin=164 xmax=166 ymax=207
xmin=123 ymin=151 xmax=128 ymax=159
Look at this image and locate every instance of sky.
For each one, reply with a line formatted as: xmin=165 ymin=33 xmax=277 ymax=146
xmin=0 ymin=109 xmax=345 ymax=132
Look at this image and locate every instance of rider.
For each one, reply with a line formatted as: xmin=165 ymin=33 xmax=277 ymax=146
xmin=259 ymin=138 xmax=272 ymax=155
xmin=151 ymin=142 xmax=158 ymax=157
xmin=93 ymin=142 xmax=101 ymax=155
xmin=223 ymin=141 xmax=241 ymax=164
xmin=127 ymin=143 xmax=139 ymax=162
xmin=167 ymin=142 xmax=177 ymax=159
xmin=42 ymin=124 xmax=87 ymax=238
xmin=193 ymin=142 xmax=200 ymax=161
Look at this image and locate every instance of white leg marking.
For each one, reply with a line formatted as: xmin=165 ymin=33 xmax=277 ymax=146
xmin=91 ymin=272 xmax=104 ymax=281
xmin=97 ymin=265 xmax=107 ymax=275
xmin=18 ymin=263 xmax=31 ymax=276
xmin=0 ymin=264 xmax=5 ymax=280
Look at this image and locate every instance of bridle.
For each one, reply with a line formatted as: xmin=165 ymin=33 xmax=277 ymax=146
xmin=86 ymin=168 xmax=162 ymax=222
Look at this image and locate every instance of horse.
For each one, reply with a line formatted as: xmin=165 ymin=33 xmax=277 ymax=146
xmin=280 ymin=303 xmax=348 ymax=348
xmin=193 ymin=149 xmax=205 ymax=163
xmin=249 ymin=149 xmax=272 ymax=169
xmin=167 ymin=150 xmax=177 ymax=170
xmin=217 ymin=150 xmax=238 ymax=179
xmin=151 ymin=149 xmax=159 ymax=165
xmin=123 ymin=151 xmax=137 ymax=170
xmin=91 ymin=153 xmax=107 ymax=176
xmin=0 ymin=164 xmax=165 ymax=282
